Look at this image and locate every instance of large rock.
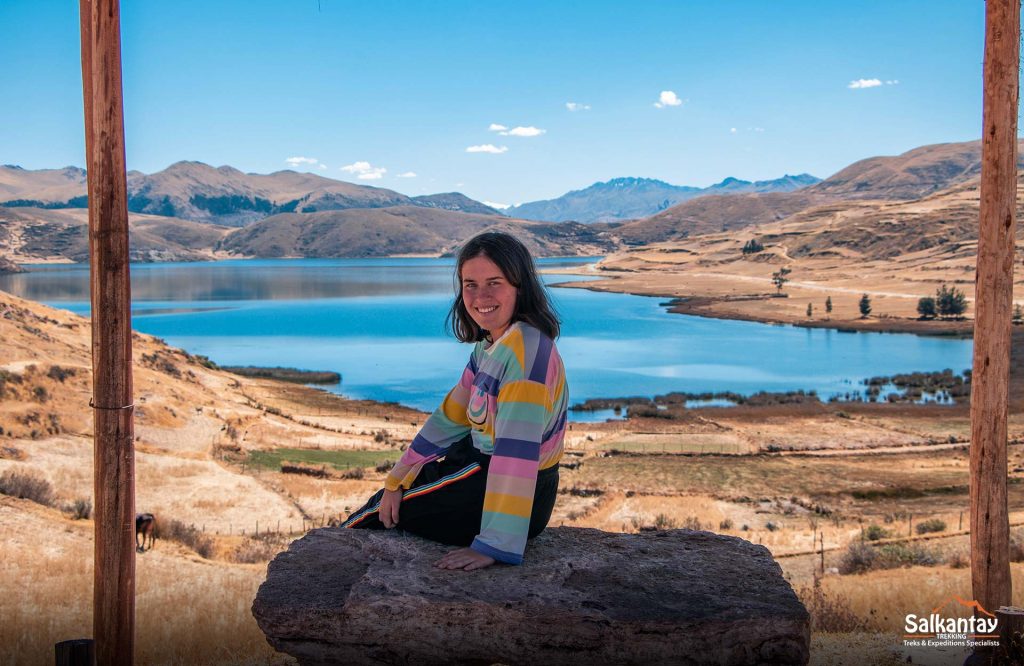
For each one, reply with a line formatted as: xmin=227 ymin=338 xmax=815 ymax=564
xmin=252 ymin=526 xmax=810 ymax=665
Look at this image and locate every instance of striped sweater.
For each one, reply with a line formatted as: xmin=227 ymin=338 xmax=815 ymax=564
xmin=385 ymin=321 xmax=568 ymax=564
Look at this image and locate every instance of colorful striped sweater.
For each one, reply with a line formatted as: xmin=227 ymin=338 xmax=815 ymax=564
xmin=385 ymin=321 xmax=568 ymax=564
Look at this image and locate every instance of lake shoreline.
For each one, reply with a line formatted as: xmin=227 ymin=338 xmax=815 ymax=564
xmin=550 ymin=275 xmax=976 ymax=338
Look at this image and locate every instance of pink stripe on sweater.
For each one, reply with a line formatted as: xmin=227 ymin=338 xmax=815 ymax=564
xmin=488 ymin=455 xmax=540 ymax=479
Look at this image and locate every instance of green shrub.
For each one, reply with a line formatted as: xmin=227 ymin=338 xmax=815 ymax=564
xmin=798 ymin=579 xmax=871 ymax=632
xmin=839 ymin=542 xmax=877 ymax=574
xmin=917 ymin=296 xmax=937 ymax=319
xmin=682 ymin=516 xmax=703 ymax=530
xmin=742 ymin=239 xmax=764 ymax=255
xmin=915 ymin=519 xmax=946 ymax=535
xmin=231 ymin=535 xmax=284 ymax=563
xmin=0 ymin=469 xmax=54 ymax=506
xmin=655 ymin=514 xmax=678 ymax=530
xmin=67 ymin=497 xmax=92 ymax=520
xmin=157 ymin=518 xmax=213 ymax=558
xmin=876 ymin=543 xmax=941 ymax=567
xmin=864 ymin=524 xmax=890 ymax=541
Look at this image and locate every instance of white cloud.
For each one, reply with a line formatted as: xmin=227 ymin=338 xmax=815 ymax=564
xmin=730 ymin=127 xmax=737 ymax=134
xmin=502 ymin=126 xmax=545 ymax=137
xmin=396 ymin=171 xmax=417 ymax=178
xmin=466 ymin=144 xmax=508 ymax=154
xmin=489 ymin=124 xmax=546 ymax=137
xmin=885 ymin=79 xmax=900 ymax=85
xmin=483 ymin=201 xmax=510 ymax=210
xmin=319 ymin=164 xmax=327 ymax=170
xmin=340 ymin=161 xmax=387 ymax=180
xmin=654 ymin=90 xmax=683 ymax=108
xmin=566 ymin=102 xmax=591 ymax=111
xmin=848 ymin=78 xmax=882 ymax=89
xmin=750 ymin=127 xmax=765 ymax=132
xmin=285 ymin=156 xmax=318 ymax=166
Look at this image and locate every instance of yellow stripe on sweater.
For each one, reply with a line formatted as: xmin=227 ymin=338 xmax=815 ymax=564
xmin=482 ymin=492 xmax=534 ymax=517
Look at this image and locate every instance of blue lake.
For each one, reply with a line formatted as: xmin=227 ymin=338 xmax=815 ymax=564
xmin=0 ymin=258 xmax=974 ymax=421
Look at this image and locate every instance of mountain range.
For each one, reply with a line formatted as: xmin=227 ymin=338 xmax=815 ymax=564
xmin=507 ymin=174 xmax=820 ymax=224
xmin=0 ymin=162 xmax=503 ymax=227
xmin=0 ymin=139 xmax=1017 ymax=264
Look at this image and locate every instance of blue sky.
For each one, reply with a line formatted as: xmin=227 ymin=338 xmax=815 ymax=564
xmin=0 ymin=1 xmax=996 ymax=206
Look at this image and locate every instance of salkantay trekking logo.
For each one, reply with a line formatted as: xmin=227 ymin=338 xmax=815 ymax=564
xmin=903 ymin=595 xmax=1000 ymax=649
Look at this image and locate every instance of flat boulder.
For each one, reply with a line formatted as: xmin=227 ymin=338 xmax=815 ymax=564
xmin=252 ymin=526 xmax=809 ymax=665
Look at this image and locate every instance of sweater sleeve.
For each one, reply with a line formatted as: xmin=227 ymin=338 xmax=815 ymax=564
xmin=384 ymin=354 xmax=475 ymax=492
xmin=470 ymin=377 xmax=551 ymax=564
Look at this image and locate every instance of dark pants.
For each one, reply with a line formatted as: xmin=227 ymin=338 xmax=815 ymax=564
xmin=341 ymin=435 xmax=559 ymax=548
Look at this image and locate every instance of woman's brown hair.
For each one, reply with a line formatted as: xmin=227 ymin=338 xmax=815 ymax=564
xmin=446 ymin=231 xmax=561 ymax=342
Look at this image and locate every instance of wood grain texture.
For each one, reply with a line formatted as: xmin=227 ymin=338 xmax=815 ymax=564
xmin=81 ymin=0 xmax=136 ymax=663
xmin=970 ymin=0 xmax=1019 ymax=633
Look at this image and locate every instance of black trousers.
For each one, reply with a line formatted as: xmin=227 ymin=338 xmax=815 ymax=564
xmin=341 ymin=435 xmax=559 ymax=548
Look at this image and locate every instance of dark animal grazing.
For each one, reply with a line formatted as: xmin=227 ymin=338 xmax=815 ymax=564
xmin=136 ymin=513 xmax=156 ymax=552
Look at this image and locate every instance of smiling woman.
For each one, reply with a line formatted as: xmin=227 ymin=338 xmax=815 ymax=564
xmin=340 ymin=231 xmax=569 ymax=570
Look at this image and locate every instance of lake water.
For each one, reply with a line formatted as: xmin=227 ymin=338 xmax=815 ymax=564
xmin=0 ymin=258 xmax=974 ymax=421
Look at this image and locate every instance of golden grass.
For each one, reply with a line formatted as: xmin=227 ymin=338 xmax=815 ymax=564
xmin=0 ymin=498 xmax=292 ymax=665
xmin=811 ymin=563 xmax=1024 ymax=633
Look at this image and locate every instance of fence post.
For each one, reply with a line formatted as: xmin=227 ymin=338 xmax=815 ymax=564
xmin=996 ymin=606 xmax=1024 ymax=662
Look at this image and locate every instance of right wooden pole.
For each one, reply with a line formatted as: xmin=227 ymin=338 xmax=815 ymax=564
xmin=970 ymin=0 xmax=1019 ymax=659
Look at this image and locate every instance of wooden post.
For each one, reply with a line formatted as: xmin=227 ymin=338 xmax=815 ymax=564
xmin=971 ymin=0 xmax=1019 ymax=648
xmin=80 ymin=0 xmax=134 ymax=664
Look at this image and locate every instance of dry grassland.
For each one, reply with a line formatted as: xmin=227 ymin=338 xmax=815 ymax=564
xmin=5 ymin=289 xmax=1024 ymax=664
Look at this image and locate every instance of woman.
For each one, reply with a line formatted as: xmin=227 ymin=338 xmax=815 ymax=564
xmin=341 ymin=231 xmax=568 ymax=571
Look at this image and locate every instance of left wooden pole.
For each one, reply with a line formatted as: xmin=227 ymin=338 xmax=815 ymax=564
xmin=80 ymin=0 xmax=135 ymax=664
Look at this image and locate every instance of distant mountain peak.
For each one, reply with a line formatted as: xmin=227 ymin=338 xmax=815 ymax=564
xmin=510 ymin=172 xmax=819 ymax=223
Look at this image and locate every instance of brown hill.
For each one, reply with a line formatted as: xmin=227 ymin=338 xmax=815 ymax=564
xmin=615 ymin=192 xmax=824 ymax=245
xmin=217 ymin=207 xmax=617 ymax=258
xmin=614 ymin=139 xmax=1024 ymax=246
xmin=0 ymin=165 xmax=88 ymax=205
xmin=0 ymin=162 xmax=502 ymax=227
xmin=0 ymin=207 xmax=232 ymax=263
xmin=804 ymin=139 xmax=1024 ymax=200
xmin=562 ymin=173 xmax=1024 ymax=331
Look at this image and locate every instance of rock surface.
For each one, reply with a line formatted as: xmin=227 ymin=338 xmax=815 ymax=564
xmin=252 ymin=526 xmax=810 ymax=665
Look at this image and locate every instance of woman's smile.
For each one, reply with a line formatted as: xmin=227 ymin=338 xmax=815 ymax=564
xmin=461 ymin=255 xmax=518 ymax=340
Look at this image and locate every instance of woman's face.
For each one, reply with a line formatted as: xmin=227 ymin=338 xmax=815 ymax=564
xmin=460 ymin=254 xmax=518 ymax=341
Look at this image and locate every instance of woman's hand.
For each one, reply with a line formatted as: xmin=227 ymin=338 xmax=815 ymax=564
xmin=435 ymin=547 xmax=495 ymax=571
xmin=379 ymin=488 xmax=402 ymax=528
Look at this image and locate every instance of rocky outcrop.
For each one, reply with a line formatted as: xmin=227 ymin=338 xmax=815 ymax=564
xmin=252 ymin=526 xmax=810 ymax=665
xmin=0 ymin=257 xmax=24 ymax=274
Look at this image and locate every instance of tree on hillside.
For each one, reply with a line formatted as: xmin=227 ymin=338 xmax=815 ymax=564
xmin=859 ymin=293 xmax=872 ymax=318
xmin=825 ymin=296 xmax=833 ymax=318
xmin=917 ymin=296 xmax=937 ymax=320
xmin=806 ymin=303 xmax=813 ymax=318
xmin=771 ymin=267 xmax=791 ymax=294
xmin=742 ymin=239 xmax=764 ymax=255
xmin=935 ymin=284 xmax=967 ymax=319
